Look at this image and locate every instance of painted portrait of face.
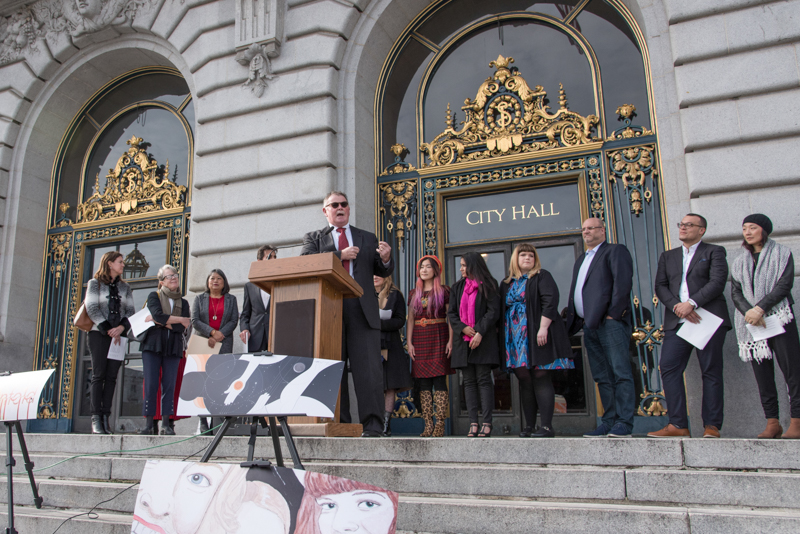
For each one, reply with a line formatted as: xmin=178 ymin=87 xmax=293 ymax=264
xmin=295 ymin=472 xmax=399 ymax=534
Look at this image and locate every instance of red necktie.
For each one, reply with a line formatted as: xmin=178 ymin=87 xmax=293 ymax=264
xmin=337 ymin=228 xmax=350 ymax=273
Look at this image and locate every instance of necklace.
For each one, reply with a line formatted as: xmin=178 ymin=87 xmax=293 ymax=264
xmin=210 ymin=296 xmax=223 ymax=321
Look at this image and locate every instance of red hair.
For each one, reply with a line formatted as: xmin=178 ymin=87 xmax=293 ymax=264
xmin=294 ymin=472 xmax=398 ymax=534
xmin=411 ymin=255 xmax=445 ymax=317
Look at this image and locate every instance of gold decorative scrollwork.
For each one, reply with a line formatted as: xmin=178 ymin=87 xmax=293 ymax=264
xmin=588 ymin=167 xmax=603 ymax=219
xmin=56 ymin=203 xmax=72 ymax=227
xmin=379 ymin=143 xmax=417 ymax=176
xmin=420 ymin=55 xmax=600 ymax=167
xmin=607 ymin=145 xmax=656 ymax=215
xmin=631 ymin=320 xmax=664 ymax=352
xmin=49 ymin=233 xmax=71 ymax=289
xmin=76 ymin=136 xmax=187 ymax=223
xmin=435 ymin=157 xmax=585 ymax=189
xmin=424 ymin=191 xmax=436 ymax=255
xmin=380 ymin=180 xmax=417 ymax=251
xmin=612 ymin=104 xmax=654 ymax=140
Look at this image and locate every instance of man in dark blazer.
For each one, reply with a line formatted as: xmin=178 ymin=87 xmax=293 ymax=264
xmin=301 ymin=191 xmax=394 ymax=437
xmin=649 ymin=213 xmax=730 ymax=438
xmin=239 ymin=244 xmax=277 ymax=352
xmin=566 ymin=217 xmax=635 ymax=437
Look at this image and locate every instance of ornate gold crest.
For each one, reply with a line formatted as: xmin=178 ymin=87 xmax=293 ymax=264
xmin=420 ymin=55 xmax=599 ymax=167
xmin=76 ymin=136 xmax=187 ymax=223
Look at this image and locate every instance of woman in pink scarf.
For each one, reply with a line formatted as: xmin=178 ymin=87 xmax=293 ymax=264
xmin=447 ymin=252 xmax=502 ymax=437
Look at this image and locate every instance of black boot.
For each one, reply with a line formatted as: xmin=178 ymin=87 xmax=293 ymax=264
xmin=102 ymin=414 xmax=113 ymax=434
xmin=91 ymin=415 xmax=107 ymax=435
xmin=198 ymin=417 xmax=210 ymax=435
xmin=382 ymin=411 xmax=392 ymax=437
xmin=161 ymin=419 xmax=175 ymax=436
xmin=137 ymin=416 xmax=155 ymax=435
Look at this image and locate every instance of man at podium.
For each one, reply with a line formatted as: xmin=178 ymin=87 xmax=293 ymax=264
xmin=302 ymin=191 xmax=394 ymax=437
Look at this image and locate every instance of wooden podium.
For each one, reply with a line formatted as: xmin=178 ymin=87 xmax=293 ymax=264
xmin=248 ymin=253 xmax=364 ymax=437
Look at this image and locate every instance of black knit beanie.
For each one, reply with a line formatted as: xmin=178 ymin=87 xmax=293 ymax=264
xmin=742 ymin=213 xmax=772 ymax=236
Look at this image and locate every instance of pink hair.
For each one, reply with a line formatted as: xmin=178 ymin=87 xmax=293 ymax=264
xmin=411 ymin=256 xmax=445 ymax=317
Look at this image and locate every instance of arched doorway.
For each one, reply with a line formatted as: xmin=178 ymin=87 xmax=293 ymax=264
xmin=375 ymin=1 xmax=668 ymax=435
xmin=31 ymin=67 xmax=193 ymax=433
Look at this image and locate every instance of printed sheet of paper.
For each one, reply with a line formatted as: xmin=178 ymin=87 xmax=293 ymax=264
xmin=676 ymin=307 xmax=724 ymax=350
xmin=128 ymin=308 xmax=155 ymax=338
xmin=177 ymin=353 xmax=343 ymax=418
xmin=0 ymin=369 xmax=55 ymax=421
xmin=186 ymin=334 xmax=221 ymax=355
xmin=379 ymin=308 xmax=392 ymax=320
xmin=132 ymin=460 xmax=399 ymax=534
xmin=107 ymin=338 xmax=127 ymax=361
xmin=746 ymin=315 xmax=786 ymax=342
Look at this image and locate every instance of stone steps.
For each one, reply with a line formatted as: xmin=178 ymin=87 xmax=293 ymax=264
xmin=1 ymin=434 xmax=799 ymax=533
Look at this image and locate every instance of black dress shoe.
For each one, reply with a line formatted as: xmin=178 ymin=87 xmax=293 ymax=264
xmin=91 ymin=415 xmax=107 ymax=435
xmin=519 ymin=426 xmax=533 ymax=437
xmin=361 ymin=430 xmax=382 ymax=437
xmin=532 ymin=425 xmax=555 ymax=438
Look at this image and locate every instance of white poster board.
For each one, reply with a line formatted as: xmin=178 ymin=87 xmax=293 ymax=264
xmin=0 ymin=369 xmax=55 ymax=422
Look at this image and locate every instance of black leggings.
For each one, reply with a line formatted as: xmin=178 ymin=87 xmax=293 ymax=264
xmin=418 ymin=375 xmax=448 ymax=393
xmin=88 ymin=331 xmax=122 ymax=416
xmin=751 ymin=318 xmax=800 ymax=419
xmin=461 ymin=364 xmax=494 ymax=425
xmin=515 ymin=367 xmax=555 ymax=429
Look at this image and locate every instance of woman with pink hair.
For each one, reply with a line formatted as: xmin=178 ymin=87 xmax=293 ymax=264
xmin=406 ymin=255 xmax=453 ymax=437
xmin=295 ymin=472 xmax=398 ymax=534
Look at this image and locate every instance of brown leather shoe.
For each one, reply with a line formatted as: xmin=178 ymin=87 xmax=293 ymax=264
xmin=782 ymin=418 xmax=800 ymax=439
xmin=757 ymin=418 xmax=783 ymax=439
xmin=703 ymin=425 xmax=720 ymax=438
xmin=647 ymin=424 xmax=690 ymax=438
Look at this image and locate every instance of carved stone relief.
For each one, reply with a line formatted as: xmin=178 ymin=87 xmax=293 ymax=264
xmin=234 ymin=0 xmax=284 ymax=97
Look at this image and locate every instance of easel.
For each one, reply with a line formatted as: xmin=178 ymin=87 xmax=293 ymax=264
xmin=5 ymin=421 xmax=43 ymax=534
xmin=199 ymin=415 xmax=304 ymax=470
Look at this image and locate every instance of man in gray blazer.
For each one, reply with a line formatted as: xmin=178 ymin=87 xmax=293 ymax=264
xmin=240 ymin=245 xmax=277 ymax=352
xmin=301 ymin=191 xmax=394 ymax=437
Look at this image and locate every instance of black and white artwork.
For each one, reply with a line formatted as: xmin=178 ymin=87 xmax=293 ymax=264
xmin=176 ymin=354 xmax=343 ymax=418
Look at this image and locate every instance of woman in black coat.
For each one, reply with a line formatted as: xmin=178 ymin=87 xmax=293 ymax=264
xmin=448 ymin=252 xmax=501 ymax=437
xmin=500 ymin=244 xmax=574 ymax=438
xmin=375 ymin=275 xmax=412 ymax=436
xmin=139 ymin=265 xmax=191 ymax=435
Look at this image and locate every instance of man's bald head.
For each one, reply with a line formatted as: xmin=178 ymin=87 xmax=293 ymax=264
xmin=581 ymin=218 xmax=606 ymax=249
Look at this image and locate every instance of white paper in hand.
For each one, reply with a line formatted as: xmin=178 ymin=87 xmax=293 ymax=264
xmin=379 ymin=309 xmax=392 ymax=320
xmin=745 ymin=315 xmax=786 ymax=342
xmin=676 ymin=307 xmax=724 ymax=350
xmin=186 ymin=333 xmax=221 ymax=355
xmin=128 ymin=308 xmax=155 ymax=338
xmin=107 ymin=337 xmax=127 ymax=361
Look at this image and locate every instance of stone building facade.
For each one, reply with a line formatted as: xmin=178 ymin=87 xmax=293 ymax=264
xmin=0 ymin=0 xmax=798 ymax=436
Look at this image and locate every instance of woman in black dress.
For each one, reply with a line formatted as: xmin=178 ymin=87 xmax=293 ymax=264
xmin=374 ymin=275 xmax=412 ymax=436
xmin=448 ymin=252 xmax=501 ymax=437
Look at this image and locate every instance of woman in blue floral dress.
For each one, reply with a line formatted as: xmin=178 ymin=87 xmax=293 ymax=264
xmin=500 ymin=243 xmax=574 ymax=437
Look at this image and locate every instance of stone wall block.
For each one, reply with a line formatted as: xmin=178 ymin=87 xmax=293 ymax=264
xmin=0 ymin=62 xmax=45 ymax=102
xmin=44 ymin=30 xmax=79 ymax=64
xmin=0 ymin=121 xmax=20 ymax=149
xmin=195 ymin=67 xmax=337 ymax=124
xmin=686 ymin=137 xmax=800 ymax=196
xmin=192 ymin=53 xmax=247 ymax=97
xmin=679 ymin=100 xmax=739 ymax=150
xmin=0 ymin=169 xmax=8 ymax=197
xmin=285 ymin=0 xmax=360 ymax=41
xmin=151 ymin=0 xmax=220 ymax=41
xmin=675 ymin=45 xmax=799 ymax=107
xmin=169 ymin=0 xmax=235 ymax=54
xmin=193 ymin=130 xmax=336 ymax=187
xmin=669 ymin=15 xmax=727 ymax=65
xmin=182 ymin=24 xmax=236 ymax=73
xmin=0 ymin=91 xmax=30 ymax=125
xmin=664 ymin=0 xmax=771 ymax=24
xmin=191 ymin=167 xmax=336 ymax=221
xmin=0 ymin=146 xmax=12 ymax=170
xmin=130 ymin=0 xmax=168 ymax=34
xmin=21 ymin=42 xmax=60 ymax=80
xmin=276 ymin=33 xmax=347 ymax=72
xmin=195 ymin=96 xmax=336 ymax=156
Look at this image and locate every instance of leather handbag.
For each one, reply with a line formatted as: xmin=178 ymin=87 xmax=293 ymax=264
xmin=74 ymin=303 xmax=93 ymax=332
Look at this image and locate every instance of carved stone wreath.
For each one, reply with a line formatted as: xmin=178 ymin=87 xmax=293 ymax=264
xmin=420 ymin=55 xmax=600 ymax=167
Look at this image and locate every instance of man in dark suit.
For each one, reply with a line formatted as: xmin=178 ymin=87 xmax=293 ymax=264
xmin=239 ymin=244 xmax=277 ymax=352
xmin=301 ymin=191 xmax=394 ymax=437
xmin=649 ymin=213 xmax=730 ymax=438
xmin=566 ymin=217 xmax=635 ymax=437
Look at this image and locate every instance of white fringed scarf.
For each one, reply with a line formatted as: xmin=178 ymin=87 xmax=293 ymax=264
xmin=731 ymin=239 xmax=793 ymax=362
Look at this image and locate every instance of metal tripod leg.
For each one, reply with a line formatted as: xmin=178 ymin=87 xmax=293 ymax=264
xmin=268 ymin=417 xmax=284 ymax=468
xmin=277 ymin=417 xmax=304 ymax=470
xmin=5 ymin=422 xmax=16 ymax=534
xmin=12 ymin=423 xmax=41 ymax=509
xmin=199 ymin=417 xmax=234 ymax=463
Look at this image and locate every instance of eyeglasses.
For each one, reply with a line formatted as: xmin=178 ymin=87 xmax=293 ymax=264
xmin=162 ymin=274 xmax=178 ymax=280
xmin=677 ymin=223 xmax=704 ymax=229
xmin=582 ymin=226 xmax=604 ymax=231
xmin=325 ymin=201 xmax=349 ymax=209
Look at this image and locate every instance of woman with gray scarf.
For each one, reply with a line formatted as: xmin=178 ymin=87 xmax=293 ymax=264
xmin=731 ymin=214 xmax=800 ymax=439
xmin=85 ymin=251 xmax=135 ymax=434
xmin=138 ymin=265 xmax=191 ymax=435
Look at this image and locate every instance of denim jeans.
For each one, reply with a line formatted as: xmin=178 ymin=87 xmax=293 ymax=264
xmin=583 ymin=319 xmax=635 ymax=430
xmin=142 ymin=350 xmax=181 ymax=417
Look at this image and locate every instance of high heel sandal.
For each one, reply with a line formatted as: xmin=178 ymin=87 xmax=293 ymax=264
xmin=478 ymin=423 xmax=493 ymax=437
xmin=467 ymin=423 xmax=479 ymax=437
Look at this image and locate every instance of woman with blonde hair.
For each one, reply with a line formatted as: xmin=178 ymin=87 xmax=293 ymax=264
xmin=500 ymin=244 xmax=573 ymax=437
xmin=374 ymin=274 xmax=412 ymax=436
xmin=84 ymin=250 xmax=135 ymax=434
xmin=407 ymin=255 xmax=453 ymax=437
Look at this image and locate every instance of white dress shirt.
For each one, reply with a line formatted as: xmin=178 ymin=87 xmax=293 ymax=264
xmin=330 ymin=223 xmax=355 ymax=276
xmin=677 ymin=241 xmax=700 ymax=323
xmin=574 ymin=241 xmax=605 ymax=318
xmin=260 ymin=289 xmax=270 ymax=310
